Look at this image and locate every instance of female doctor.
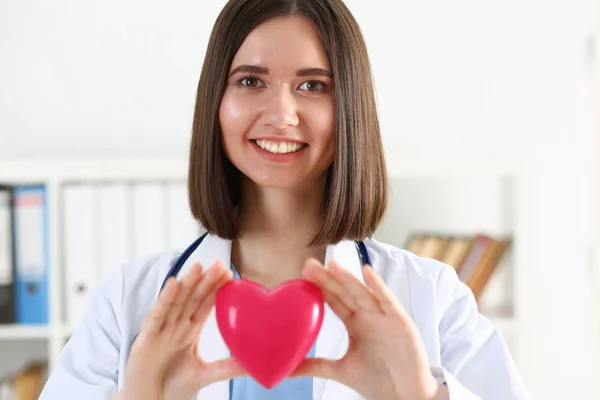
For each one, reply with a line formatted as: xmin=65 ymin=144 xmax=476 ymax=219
xmin=39 ymin=0 xmax=530 ymax=399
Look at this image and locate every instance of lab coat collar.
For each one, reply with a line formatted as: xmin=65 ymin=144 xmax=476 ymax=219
xmin=177 ymin=233 xmax=363 ymax=400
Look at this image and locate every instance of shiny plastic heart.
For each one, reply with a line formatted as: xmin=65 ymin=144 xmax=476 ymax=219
xmin=215 ymin=278 xmax=324 ymax=388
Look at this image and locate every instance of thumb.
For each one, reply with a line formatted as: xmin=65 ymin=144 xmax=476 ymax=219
xmin=200 ymin=357 xmax=247 ymax=387
xmin=290 ymin=357 xmax=340 ymax=381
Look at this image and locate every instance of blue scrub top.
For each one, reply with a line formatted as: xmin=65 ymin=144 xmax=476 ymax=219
xmin=229 ymin=264 xmax=315 ymax=400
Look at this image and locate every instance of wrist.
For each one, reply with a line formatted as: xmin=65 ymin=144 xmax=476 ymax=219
xmin=120 ymin=370 xmax=165 ymax=400
xmin=117 ymin=384 xmax=162 ymax=400
xmin=394 ymin=377 xmax=447 ymax=400
xmin=122 ymin=360 xmax=166 ymax=400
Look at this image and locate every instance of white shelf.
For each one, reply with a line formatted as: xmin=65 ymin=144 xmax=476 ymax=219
xmin=0 ymin=324 xmax=79 ymax=341
xmin=0 ymin=152 xmax=529 ymax=182
xmin=384 ymin=151 xmax=528 ymax=178
xmin=0 ymin=325 xmax=50 ymax=340
xmin=0 ymin=156 xmax=190 ymax=183
xmin=60 ymin=324 xmax=76 ymax=339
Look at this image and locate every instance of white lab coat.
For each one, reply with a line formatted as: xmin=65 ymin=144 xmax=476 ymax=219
xmin=39 ymin=233 xmax=530 ymax=399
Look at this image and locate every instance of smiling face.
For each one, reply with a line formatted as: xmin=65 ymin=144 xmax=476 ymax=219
xmin=219 ymin=16 xmax=335 ymax=190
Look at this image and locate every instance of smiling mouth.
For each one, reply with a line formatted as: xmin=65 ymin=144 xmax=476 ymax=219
xmin=251 ymin=139 xmax=307 ymax=154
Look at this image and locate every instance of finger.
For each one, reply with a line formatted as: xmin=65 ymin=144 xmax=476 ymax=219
xmin=191 ymin=264 xmax=233 ymax=324
xmin=361 ymin=265 xmax=405 ymax=316
xmin=167 ymin=262 xmax=204 ymax=324
xmin=302 ymin=258 xmax=359 ymax=314
xmin=328 ymin=260 xmax=381 ymax=312
xmin=177 ymin=265 xmax=233 ymax=347
xmin=199 ymin=357 xmax=247 ymax=387
xmin=179 ymin=261 xmax=227 ymax=321
xmin=302 ymin=261 xmax=353 ymax=321
xmin=290 ymin=357 xmax=340 ymax=382
xmin=319 ymin=282 xmax=354 ymax=321
xmin=142 ymin=277 xmax=179 ymax=334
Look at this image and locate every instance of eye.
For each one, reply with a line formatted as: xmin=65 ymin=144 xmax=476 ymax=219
xmin=299 ymin=80 xmax=327 ymax=92
xmin=238 ymin=76 xmax=265 ymax=88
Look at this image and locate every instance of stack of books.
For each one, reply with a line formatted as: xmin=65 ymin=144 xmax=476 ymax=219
xmin=0 ymin=362 xmax=47 ymax=400
xmin=405 ymin=233 xmax=511 ymax=302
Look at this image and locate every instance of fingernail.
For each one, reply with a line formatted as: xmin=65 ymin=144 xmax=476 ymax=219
xmin=213 ymin=260 xmax=224 ymax=270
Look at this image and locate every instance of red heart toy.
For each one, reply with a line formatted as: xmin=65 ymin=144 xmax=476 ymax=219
xmin=215 ymin=278 xmax=324 ymax=388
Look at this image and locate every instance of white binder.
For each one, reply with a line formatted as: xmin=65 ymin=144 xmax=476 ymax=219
xmin=166 ymin=181 xmax=201 ymax=252
xmin=98 ymin=182 xmax=132 ymax=281
xmin=132 ymin=182 xmax=167 ymax=259
xmin=62 ymin=183 xmax=98 ymax=327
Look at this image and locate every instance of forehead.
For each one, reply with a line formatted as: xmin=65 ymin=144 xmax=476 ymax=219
xmin=230 ymin=16 xmax=331 ymax=71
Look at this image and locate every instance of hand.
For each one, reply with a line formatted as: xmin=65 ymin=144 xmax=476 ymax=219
xmin=119 ymin=261 xmax=246 ymax=400
xmin=292 ymin=258 xmax=443 ymax=400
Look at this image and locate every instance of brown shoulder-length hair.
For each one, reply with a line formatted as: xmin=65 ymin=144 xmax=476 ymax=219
xmin=188 ymin=0 xmax=388 ymax=247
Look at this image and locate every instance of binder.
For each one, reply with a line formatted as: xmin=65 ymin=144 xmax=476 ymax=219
xmin=0 ymin=185 xmax=15 ymax=324
xmin=98 ymin=182 xmax=132 ymax=281
xmin=62 ymin=183 xmax=99 ymax=327
xmin=13 ymin=184 xmax=49 ymax=325
xmin=132 ymin=182 xmax=168 ymax=259
xmin=166 ymin=181 xmax=201 ymax=252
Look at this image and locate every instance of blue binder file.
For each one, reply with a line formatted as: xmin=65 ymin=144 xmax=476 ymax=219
xmin=13 ymin=184 xmax=49 ymax=325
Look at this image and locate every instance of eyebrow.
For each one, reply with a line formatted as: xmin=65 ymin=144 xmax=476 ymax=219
xmin=228 ymin=65 xmax=332 ymax=78
xmin=297 ymin=67 xmax=332 ymax=78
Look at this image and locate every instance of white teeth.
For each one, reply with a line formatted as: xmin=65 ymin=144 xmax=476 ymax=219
xmin=255 ymin=139 xmax=305 ymax=154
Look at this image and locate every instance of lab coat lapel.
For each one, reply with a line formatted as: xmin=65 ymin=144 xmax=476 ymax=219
xmin=176 ymin=233 xmax=231 ymax=400
xmin=314 ymin=240 xmax=365 ymax=400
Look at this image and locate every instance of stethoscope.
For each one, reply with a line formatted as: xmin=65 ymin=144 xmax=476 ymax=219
xmin=160 ymin=232 xmax=373 ymax=291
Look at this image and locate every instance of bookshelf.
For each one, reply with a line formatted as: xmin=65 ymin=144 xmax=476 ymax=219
xmin=0 ymin=152 xmax=597 ymax=399
xmin=0 ymin=156 xmax=193 ymax=380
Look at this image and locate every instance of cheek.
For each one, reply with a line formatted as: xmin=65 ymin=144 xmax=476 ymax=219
xmin=308 ymin=99 xmax=335 ymax=154
xmin=219 ymin=92 xmax=257 ymax=147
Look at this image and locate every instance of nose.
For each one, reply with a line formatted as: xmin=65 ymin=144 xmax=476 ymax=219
xmin=261 ymin=87 xmax=299 ymax=129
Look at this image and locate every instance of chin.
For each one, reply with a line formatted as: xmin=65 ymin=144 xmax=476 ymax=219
xmin=246 ymin=174 xmax=304 ymax=190
xmin=238 ymin=167 xmax=318 ymax=190
xmin=234 ymin=160 xmax=330 ymax=192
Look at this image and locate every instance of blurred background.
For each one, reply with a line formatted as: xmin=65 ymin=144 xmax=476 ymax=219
xmin=0 ymin=0 xmax=599 ymax=399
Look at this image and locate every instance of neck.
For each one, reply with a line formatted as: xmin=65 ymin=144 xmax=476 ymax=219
xmin=231 ymin=175 xmax=328 ymax=287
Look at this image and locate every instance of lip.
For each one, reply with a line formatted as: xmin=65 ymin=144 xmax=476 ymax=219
xmin=250 ymin=139 xmax=308 ymax=163
xmin=250 ymin=136 xmax=307 ymax=144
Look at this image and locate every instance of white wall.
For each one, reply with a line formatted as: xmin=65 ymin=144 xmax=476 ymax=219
xmin=1 ymin=0 xmax=599 ymax=399
xmin=0 ymin=0 xmax=226 ymax=158
xmin=0 ymin=0 xmax=595 ymax=161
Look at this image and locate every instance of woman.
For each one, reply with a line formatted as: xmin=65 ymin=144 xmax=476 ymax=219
xmin=39 ymin=0 xmax=530 ymax=399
